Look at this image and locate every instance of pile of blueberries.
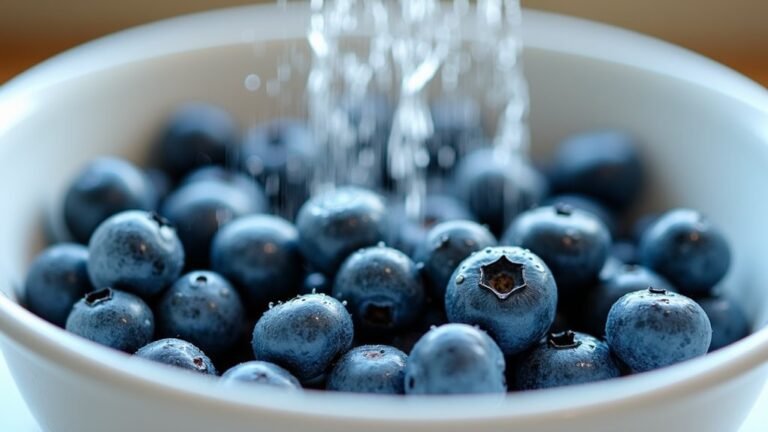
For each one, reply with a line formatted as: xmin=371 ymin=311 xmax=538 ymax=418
xmin=23 ymin=101 xmax=750 ymax=395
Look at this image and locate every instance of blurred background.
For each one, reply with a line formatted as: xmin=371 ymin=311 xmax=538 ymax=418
xmin=1 ymin=0 xmax=767 ymax=85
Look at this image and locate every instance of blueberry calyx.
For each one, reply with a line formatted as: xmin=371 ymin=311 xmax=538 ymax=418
xmin=363 ymin=303 xmax=394 ymax=328
xmin=554 ymin=203 xmax=574 ymax=216
xmin=548 ymin=330 xmax=581 ymax=349
xmin=478 ymin=255 xmax=527 ymax=300
xmin=192 ymin=357 xmax=207 ymax=371
xmin=195 ymin=275 xmax=208 ymax=284
xmin=84 ymin=288 xmax=113 ymax=307
xmin=648 ymin=286 xmax=668 ymax=295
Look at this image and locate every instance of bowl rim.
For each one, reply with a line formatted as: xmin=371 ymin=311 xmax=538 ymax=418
xmin=2 ymin=3 xmax=768 ymax=423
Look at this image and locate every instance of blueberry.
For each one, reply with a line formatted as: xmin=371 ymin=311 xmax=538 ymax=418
xmin=445 ymin=246 xmax=558 ymax=356
xmin=221 ymin=361 xmax=302 ymax=389
xmin=631 ymin=213 xmax=659 ymax=244
xmin=387 ymin=194 xmax=473 ymax=257
xmin=296 ymin=187 xmax=387 ymax=275
xmin=454 ymin=149 xmax=547 ymax=235
xmin=514 ymin=331 xmax=621 ymax=390
xmin=404 ymin=323 xmax=506 ymax=395
xmin=697 ymin=295 xmax=750 ymax=351
xmin=66 ymin=288 xmax=154 ymax=352
xmin=611 ymin=240 xmax=638 ymax=265
xmin=427 ymin=95 xmax=487 ymax=174
xmin=543 ymin=194 xmax=618 ymax=237
xmin=414 ymin=220 xmax=497 ymax=299
xmin=25 ymin=244 xmax=93 ymax=326
xmin=88 ymin=211 xmax=184 ymax=298
xmin=240 ymin=119 xmax=316 ymax=218
xmin=502 ymin=205 xmax=611 ymax=295
xmin=181 ymin=166 xmax=266 ymax=205
xmin=157 ymin=271 xmax=245 ymax=355
xmin=390 ymin=304 xmax=448 ymax=353
xmin=606 ymin=287 xmax=712 ymax=372
xmin=549 ymin=130 xmax=643 ymax=210
xmin=252 ymin=294 xmax=353 ymax=382
xmin=584 ymin=265 xmax=674 ymax=337
xmin=145 ymin=168 xmax=173 ymax=207
xmin=63 ymin=157 xmax=157 ymax=243
xmin=326 ymin=345 xmax=407 ymax=394
xmin=135 ymin=338 xmax=217 ymax=375
xmin=599 ymin=255 xmax=625 ymax=281
xmin=639 ymin=209 xmax=731 ymax=297
xmin=333 ymin=246 xmax=425 ymax=334
xmin=157 ymin=103 xmax=238 ymax=179
xmin=341 ymin=95 xmax=393 ymax=189
xmin=161 ymin=179 xmax=265 ymax=269
xmin=300 ymin=272 xmax=331 ymax=295
xmin=211 ymin=215 xmax=302 ymax=310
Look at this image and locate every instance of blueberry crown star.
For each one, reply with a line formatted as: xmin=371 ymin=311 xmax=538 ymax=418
xmin=478 ymin=255 xmax=527 ymax=300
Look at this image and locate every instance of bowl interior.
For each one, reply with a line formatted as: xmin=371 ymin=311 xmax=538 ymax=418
xmin=1 ymin=4 xmax=768 ymax=420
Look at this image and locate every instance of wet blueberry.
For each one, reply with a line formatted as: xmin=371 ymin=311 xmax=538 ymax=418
xmin=606 ymin=287 xmax=712 ymax=372
xmin=333 ymin=246 xmax=425 ymax=335
xmin=180 ymin=166 xmax=266 ymax=205
xmin=241 ymin=118 xmax=316 ymax=218
xmin=584 ymin=265 xmax=674 ymax=337
xmin=221 ymin=361 xmax=302 ymax=389
xmin=454 ymin=149 xmax=547 ymax=235
xmin=157 ymin=103 xmax=238 ymax=179
xmin=252 ymin=294 xmax=353 ymax=383
xmin=404 ymin=324 xmax=506 ymax=395
xmin=503 ymin=205 xmax=611 ymax=296
xmin=514 ymin=331 xmax=621 ymax=390
xmin=296 ymin=187 xmax=387 ymax=275
xmin=63 ymin=157 xmax=157 ymax=243
xmin=211 ymin=215 xmax=302 ymax=310
xmin=161 ymin=179 xmax=265 ymax=269
xmin=25 ymin=244 xmax=93 ymax=326
xmin=543 ymin=194 xmax=618 ymax=237
xmin=549 ymin=130 xmax=643 ymax=210
xmin=88 ymin=211 xmax=184 ymax=298
xmin=639 ymin=209 xmax=731 ymax=297
xmin=326 ymin=345 xmax=407 ymax=394
xmin=135 ymin=338 xmax=217 ymax=375
xmin=414 ymin=220 xmax=497 ymax=299
xmin=445 ymin=246 xmax=558 ymax=356
xmin=697 ymin=294 xmax=750 ymax=351
xmin=387 ymin=194 xmax=473 ymax=257
xmin=157 ymin=271 xmax=245 ymax=356
xmin=66 ymin=288 xmax=154 ymax=352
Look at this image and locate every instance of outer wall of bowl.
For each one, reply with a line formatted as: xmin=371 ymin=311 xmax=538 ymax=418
xmin=1 ymin=4 xmax=768 ymax=432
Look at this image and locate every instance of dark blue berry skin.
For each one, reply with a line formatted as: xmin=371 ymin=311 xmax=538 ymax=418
xmin=161 ymin=179 xmax=265 ymax=269
xmin=503 ymin=205 xmax=611 ymax=296
xmin=611 ymin=240 xmax=638 ymax=265
xmin=549 ymin=130 xmax=643 ymax=210
xmin=454 ymin=149 xmax=547 ymax=235
xmin=584 ymin=265 xmax=674 ymax=337
xmin=631 ymin=213 xmax=659 ymax=244
xmin=157 ymin=103 xmax=238 ymax=179
xmin=25 ymin=244 xmax=93 ymax=327
xmin=181 ymin=166 xmax=267 ymax=207
xmin=241 ymin=119 xmax=316 ymax=218
xmin=543 ymin=194 xmax=618 ymax=237
xmin=221 ymin=361 xmax=301 ymax=389
xmin=445 ymin=246 xmax=558 ymax=356
xmin=211 ymin=215 xmax=302 ymax=310
xmin=387 ymin=194 xmax=473 ymax=257
xmin=252 ymin=294 xmax=354 ymax=382
xmin=88 ymin=211 xmax=184 ymax=298
xmin=300 ymin=272 xmax=332 ymax=295
xmin=326 ymin=345 xmax=407 ymax=394
xmin=697 ymin=295 xmax=750 ymax=351
xmin=390 ymin=303 xmax=448 ymax=353
xmin=63 ymin=157 xmax=157 ymax=243
xmin=145 ymin=169 xmax=173 ymax=207
xmin=157 ymin=271 xmax=245 ymax=355
xmin=296 ymin=187 xmax=387 ymax=275
xmin=333 ymin=246 xmax=425 ymax=334
xmin=514 ymin=331 xmax=621 ymax=390
xmin=135 ymin=338 xmax=217 ymax=375
xmin=639 ymin=209 xmax=731 ymax=297
xmin=65 ymin=288 xmax=154 ymax=353
xmin=427 ymin=96 xmax=487 ymax=175
xmin=606 ymin=288 xmax=712 ymax=372
xmin=414 ymin=220 xmax=497 ymax=299
xmin=404 ymin=324 xmax=506 ymax=395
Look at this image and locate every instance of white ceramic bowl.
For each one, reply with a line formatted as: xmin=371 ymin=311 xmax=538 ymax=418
xmin=2 ymin=5 xmax=768 ymax=432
